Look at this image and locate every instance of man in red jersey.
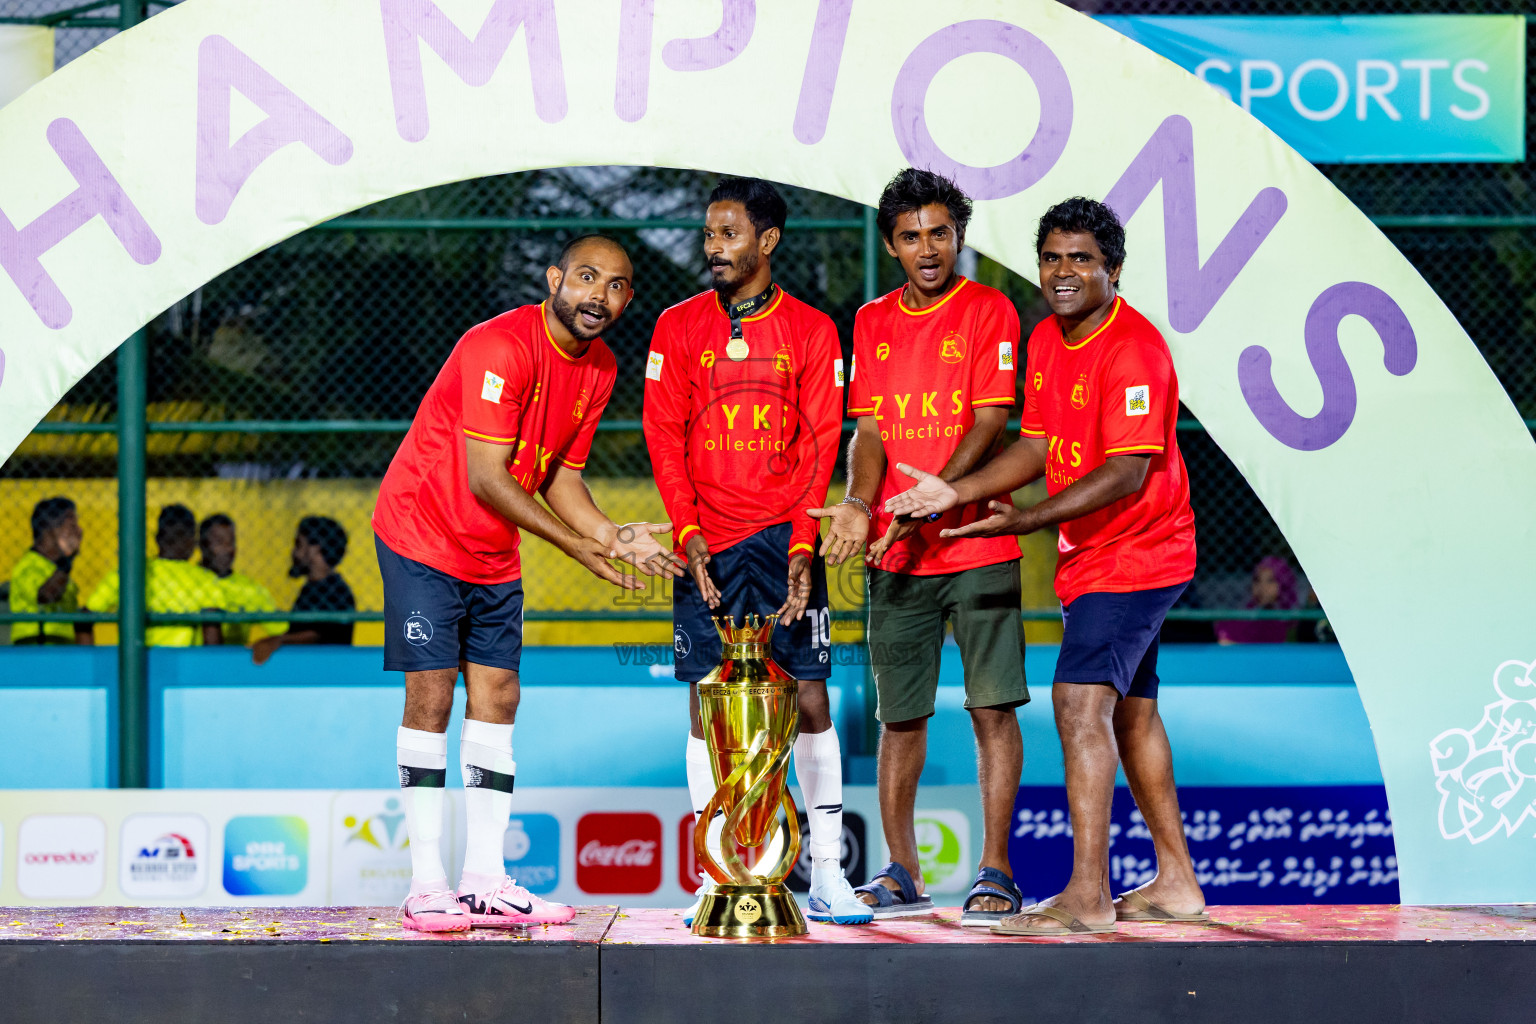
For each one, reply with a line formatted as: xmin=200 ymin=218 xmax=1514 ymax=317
xmin=887 ymin=198 xmax=1207 ymax=935
xmin=644 ymin=177 xmax=870 ymax=926
xmin=375 ymin=235 xmax=683 ymax=933
xmin=808 ymin=169 xmax=1029 ymax=926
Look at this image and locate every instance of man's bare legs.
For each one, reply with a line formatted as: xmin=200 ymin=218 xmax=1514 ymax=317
xmin=405 ymin=661 xmax=519 ymax=732
xmin=857 ymin=716 xmax=927 ymax=906
xmin=1008 ymin=683 xmax=1120 ymax=928
xmin=969 ymin=707 xmax=1023 ymax=912
xmin=1112 ymin=695 xmax=1204 ymax=914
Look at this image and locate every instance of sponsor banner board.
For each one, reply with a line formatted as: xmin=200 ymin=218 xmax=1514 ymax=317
xmin=1100 ymin=16 xmax=1526 ymax=162
xmin=1011 ymin=785 xmax=1399 ymax=904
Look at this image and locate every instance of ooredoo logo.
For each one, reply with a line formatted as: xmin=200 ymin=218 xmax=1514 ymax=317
xmin=577 ymin=812 xmax=661 ymax=894
xmin=17 ymin=815 xmax=106 ymax=899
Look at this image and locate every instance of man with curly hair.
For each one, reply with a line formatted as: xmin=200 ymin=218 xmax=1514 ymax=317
xmin=886 ymin=197 xmax=1206 ymax=935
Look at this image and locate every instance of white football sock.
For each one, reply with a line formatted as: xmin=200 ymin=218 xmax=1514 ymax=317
xmin=794 ymin=726 xmax=845 ymax=867
xmin=460 ymin=719 xmax=515 ymax=888
xmin=397 ymin=726 xmax=448 ymax=895
xmin=686 ymin=733 xmax=725 ymax=882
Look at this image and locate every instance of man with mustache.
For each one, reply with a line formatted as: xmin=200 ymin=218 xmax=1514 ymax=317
xmin=643 ymin=177 xmax=868 ymax=925
xmin=250 ymin=516 xmax=354 ymax=664
xmin=884 ymin=198 xmax=1204 ymax=934
xmin=374 ymin=235 xmax=683 ymax=932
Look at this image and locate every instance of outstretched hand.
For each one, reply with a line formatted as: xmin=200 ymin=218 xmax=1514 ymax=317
xmin=865 ymin=517 xmax=919 ymax=568
xmin=569 ymin=535 xmax=645 ymax=589
xmin=611 ymin=521 xmax=686 ymax=579
xmin=807 ymin=503 xmax=870 ymax=566
xmin=939 ymin=501 xmax=1034 ymax=539
xmin=883 ymin=463 xmax=958 ymax=519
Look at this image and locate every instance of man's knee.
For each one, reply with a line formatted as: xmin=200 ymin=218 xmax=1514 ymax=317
xmin=1052 ymin=683 xmax=1116 ymax=731
xmin=797 ymin=680 xmax=832 ymax=732
xmin=404 ymin=669 xmax=457 ymax=730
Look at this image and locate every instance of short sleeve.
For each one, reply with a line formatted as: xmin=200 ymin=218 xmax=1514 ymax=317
xmin=558 ymin=364 xmax=615 ymax=471
xmin=1019 ymin=341 xmax=1046 ymax=438
xmin=969 ymin=292 xmax=1019 ymax=410
xmin=460 ymin=325 xmax=533 ymax=446
xmin=1100 ymin=340 xmax=1174 ymax=455
xmin=847 ymin=308 xmax=876 ymax=416
xmin=86 ymin=571 xmax=120 ymax=613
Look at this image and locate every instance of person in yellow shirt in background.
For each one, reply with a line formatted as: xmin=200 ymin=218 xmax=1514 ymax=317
xmin=199 ymin=514 xmax=286 ymax=646
xmin=9 ymin=497 xmax=93 ymax=645
xmin=86 ymin=504 xmax=224 ymax=647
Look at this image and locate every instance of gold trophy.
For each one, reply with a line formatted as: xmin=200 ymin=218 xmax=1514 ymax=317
xmin=691 ymin=613 xmax=808 ymax=938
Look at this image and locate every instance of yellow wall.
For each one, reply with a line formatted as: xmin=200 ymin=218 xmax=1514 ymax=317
xmin=1 ymin=478 xmax=1062 ymax=645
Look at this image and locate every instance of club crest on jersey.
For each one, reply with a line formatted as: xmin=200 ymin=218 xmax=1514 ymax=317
xmin=645 ymin=350 xmax=665 ymax=381
xmin=1033 ymin=372 xmax=1044 ymax=391
xmin=774 ymin=347 xmax=793 ymax=378
xmin=939 ymin=332 xmax=966 ymax=363
xmin=700 ymin=349 xmax=716 ymax=368
xmin=999 ymin=341 xmax=1014 ymax=370
xmin=1125 ymin=385 xmax=1150 ymax=416
xmin=572 ymin=387 xmax=590 ymax=422
xmin=876 ymin=342 xmax=890 ymax=361
xmin=481 ymin=371 xmax=505 ymax=403
xmin=1070 ymin=374 xmax=1090 ymax=410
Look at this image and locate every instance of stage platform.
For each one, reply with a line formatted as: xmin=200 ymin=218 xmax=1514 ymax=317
xmin=5 ymin=904 xmax=1533 ymax=1023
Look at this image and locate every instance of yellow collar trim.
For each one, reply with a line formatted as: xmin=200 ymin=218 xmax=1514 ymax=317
xmin=540 ymin=301 xmax=586 ymax=363
xmin=1061 ymin=297 xmax=1121 ymax=350
xmin=897 ymin=276 xmax=968 ymax=317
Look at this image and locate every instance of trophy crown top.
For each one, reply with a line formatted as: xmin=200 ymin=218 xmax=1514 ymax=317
xmin=713 ymin=613 xmax=776 ymax=645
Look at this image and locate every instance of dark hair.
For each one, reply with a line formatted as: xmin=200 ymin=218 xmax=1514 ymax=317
xmin=555 ymin=233 xmax=630 ymax=272
xmin=297 ymin=515 xmax=348 ymax=569
xmin=31 ymin=497 xmax=76 ymax=540
xmin=157 ymin=504 xmax=196 ymax=541
xmin=707 ymin=176 xmax=788 ymax=237
xmin=1034 ymin=197 xmax=1126 ymax=274
xmin=199 ymin=513 xmax=234 ymax=542
xmin=876 ymin=168 xmax=973 ymax=242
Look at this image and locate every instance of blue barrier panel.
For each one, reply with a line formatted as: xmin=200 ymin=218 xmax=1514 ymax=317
xmin=0 ymin=644 xmax=1371 ymax=791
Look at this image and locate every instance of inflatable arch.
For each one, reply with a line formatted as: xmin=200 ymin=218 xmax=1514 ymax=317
xmin=1 ymin=0 xmax=1533 ymax=902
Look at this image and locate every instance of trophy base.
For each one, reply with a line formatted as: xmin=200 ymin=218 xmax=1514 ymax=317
xmin=690 ymin=883 xmax=808 ymax=939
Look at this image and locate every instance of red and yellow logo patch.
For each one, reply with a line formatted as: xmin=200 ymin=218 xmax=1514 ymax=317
xmin=700 ymin=349 xmax=716 ymax=368
xmin=876 ymin=342 xmax=890 ymax=361
xmin=774 ymin=347 xmax=793 ymax=378
xmin=1069 ymin=374 xmax=1089 ymax=410
xmin=939 ymin=332 xmax=966 ymax=364
xmin=572 ymin=387 xmax=590 ymax=421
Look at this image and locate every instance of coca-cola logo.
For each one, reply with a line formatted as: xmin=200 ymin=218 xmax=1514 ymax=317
xmin=576 ymin=813 xmax=662 ymax=894
xmin=578 ymin=838 xmax=657 ymax=867
xmin=25 ymin=850 xmax=98 ymax=864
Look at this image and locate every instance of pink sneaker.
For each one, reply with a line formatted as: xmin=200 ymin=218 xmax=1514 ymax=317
xmin=401 ymin=889 xmax=471 ymax=932
xmin=457 ymin=875 xmax=576 ymax=927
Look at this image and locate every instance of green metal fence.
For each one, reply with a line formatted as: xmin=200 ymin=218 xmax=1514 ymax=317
xmin=3 ymin=1 xmax=1535 ymax=784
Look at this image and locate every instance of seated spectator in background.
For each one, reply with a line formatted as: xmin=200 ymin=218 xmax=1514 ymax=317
xmin=1215 ymin=556 xmax=1299 ymax=644
xmin=10 ymin=497 xmax=92 ymax=645
xmin=87 ymin=504 xmax=223 ymax=646
xmin=253 ymin=516 xmax=354 ymax=665
xmin=199 ymin=514 xmax=286 ymax=646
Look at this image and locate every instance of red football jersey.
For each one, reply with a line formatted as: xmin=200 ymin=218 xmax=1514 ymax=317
xmin=848 ymin=278 xmax=1022 ymax=575
xmin=1019 ymin=296 xmax=1197 ymax=604
xmin=643 ymin=288 xmax=843 ymax=557
xmin=374 ymin=303 xmax=616 ymax=584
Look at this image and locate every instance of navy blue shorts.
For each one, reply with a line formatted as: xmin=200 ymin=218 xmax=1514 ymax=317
xmin=376 ymin=536 xmax=524 ymax=673
xmin=1055 ymin=582 xmax=1189 ymax=699
xmin=673 ymin=522 xmax=831 ymax=683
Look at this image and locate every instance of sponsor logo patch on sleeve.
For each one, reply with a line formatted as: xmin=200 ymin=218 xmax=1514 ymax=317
xmin=999 ymin=341 xmax=1014 ymax=370
xmin=1125 ymin=385 xmax=1150 ymax=416
xmin=833 ymin=358 xmax=845 ymax=387
xmin=481 ymin=371 xmax=505 ymax=402
xmin=645 ymin=350 xmax=665 ymax=381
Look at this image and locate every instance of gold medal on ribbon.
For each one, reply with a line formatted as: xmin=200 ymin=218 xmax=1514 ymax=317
xmin=726 ymin=338 xmax=749 ymax=361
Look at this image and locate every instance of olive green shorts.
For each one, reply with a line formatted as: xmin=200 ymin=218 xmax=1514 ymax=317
xmin=866 ymin=559 xmax=1029 ymax=723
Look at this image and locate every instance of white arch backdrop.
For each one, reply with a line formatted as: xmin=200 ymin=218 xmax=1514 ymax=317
xmin=1 ymin=0 xmax=1533 ymax=903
